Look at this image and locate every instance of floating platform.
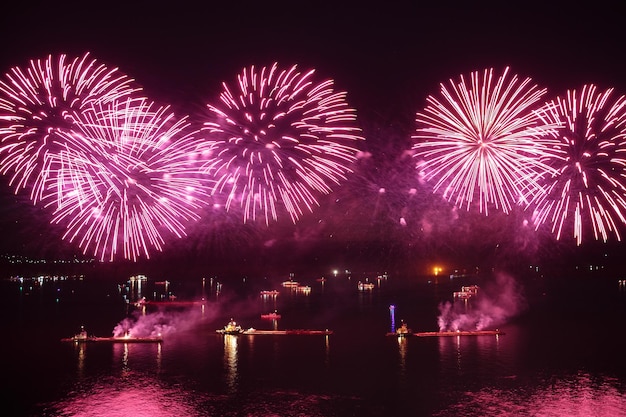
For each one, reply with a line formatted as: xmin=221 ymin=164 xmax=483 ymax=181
xmin=244 ymin=329 xmax=332 ymax=335
xmin=61 ymin=336 xmax=163 ymax=343
xmin=386 ymin=329 xmax=504 ymax=337
xmin=136 ymin=300 xmax=206 ymax=307
xmin=217 ymin=328 xmax=332 ymax=335
xmin=417 ymin=330 xmax=503 ymax=337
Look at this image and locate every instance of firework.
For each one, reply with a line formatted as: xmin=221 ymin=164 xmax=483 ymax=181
xmin=43 ymin=98 xmax=214 ymax=262
xmin=412 ymin=67 xmax=561 ymax=215
xmin=0 ymin=53 xmax=139 ymax=202
xmin=530 ymin=84 xmax=626 ymax=244
xmin=200 ymin=62 xmax=364 ymax=225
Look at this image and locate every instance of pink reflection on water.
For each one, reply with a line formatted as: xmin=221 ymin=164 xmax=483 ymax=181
xmin=49 ymin=374 xmax=337 ymax=417
xmin=49 ymin=377 xmax=200 ymax=417
xmin=435 ymin=372 xmax=625 ymax=417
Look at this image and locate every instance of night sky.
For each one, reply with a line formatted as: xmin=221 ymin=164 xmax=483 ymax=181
xmin=1 ymin=1 xmax=625 ymax=275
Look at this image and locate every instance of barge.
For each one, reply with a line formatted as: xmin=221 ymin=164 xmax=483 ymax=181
xmin=135 ymin=299 xmax=206 ymax=307
xmin=216 ymin=320 xmax=332 ymax=335
xmin=61 ymin=326 xmax=163 ymax=343
xmin=242 ymin=329 xmax=333 ymax=335
xmin=415 ymin=329 xmax=504 ymax=337
xmin=386 ymin=329 xmax=504 ymax=337
xmin=61 ymin=335 xmax=163 ymax=343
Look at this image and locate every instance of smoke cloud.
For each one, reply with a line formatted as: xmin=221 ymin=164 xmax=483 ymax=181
xmin=437 ymin=272 xmax=527 ymax=331
xmin=112 ymin=307 xmax=213 ymax=338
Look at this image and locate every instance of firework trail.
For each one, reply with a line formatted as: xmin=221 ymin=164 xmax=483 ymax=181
xmin=43 ymin=97 xmax=214 ymax=262
xmin=529 ymin=84 xmax=626 ymax=245
xmin=412 ymin=67 xmax=561 ymax=215
xmin=199 ymin=62 xmax=364 ymax=225
xmin=0 ymin=53 xmax=139 ymax=202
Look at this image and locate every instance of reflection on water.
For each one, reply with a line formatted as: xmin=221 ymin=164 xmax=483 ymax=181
xmin=325 ymin=334 xmax=330 ymax=366
xmin=223 ymin=335 xmax=238 ymax=393
xmin=434 ymin=372 xmax=626 ymax=417
xmin=48 ymin=362 xmax=346 ymax=417
xmin=77 ymin=343 xmax=86 ymax=378
xmin=51 ymin=339 xmax=625 ymax=417
xmin=438 ymin=334 xmax=502 ymax=375
xmin=48 ymin=375 xmax=203 ymax=417
xmin=111 ymin=343 xmax=162 ymax=374
xmin=397 ymin=336 xmax=407 ymax=377
xmin=6 ymin=274 xmax=625 ymax=417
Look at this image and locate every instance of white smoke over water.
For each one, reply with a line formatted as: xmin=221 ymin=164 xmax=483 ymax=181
xmin=437 ymin=272 xmax=527 ymax=331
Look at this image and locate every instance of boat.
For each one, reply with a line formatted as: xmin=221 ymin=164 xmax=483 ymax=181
xmin=453 ymin=285 xmax=479 ymax=299
xmin=61 ymin=327 xmax=163 ymax=343
xmin=296 ymin=285 xmax=311 ymax=293
xmin=462 ymin=285 xmax=479 ymax=294
xmin=215 ymin=321 xmax=332 ymax=336
xmin=357 ymin=281 xmax=375 ymax=290
xmin=260 ymin=290 xmax=279 ymax=296
xmin=385 ymin=320 xmax=414 ymax=337
xmin=395 ymin=320 xmax=413 ymax=337
xmin=215 ymin=319 xmax=245 ymax=335
xmin=260 ymin=311 xmax=281 ymax=319
xmin=453 ymin=291 xmax=472 ymax=299
xmin=281 ymin=280 xmax=299 ymax=287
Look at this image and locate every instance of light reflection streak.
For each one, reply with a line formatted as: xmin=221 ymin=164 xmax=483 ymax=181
xmin=223 ymin=334 xmax=238 ymax=393
xmin=156 ymin=342 xmax=162 ymax=374
xmin=397 ymin=336 xmax=407 ymax=377
xmin=261 ymin=292 xmax=279 ymax=319
xmin=454 ymin=336 xmax=462 ymax=372
xmin=438 ymin=334 xmax=502 ymax=375
xmin=76 ymin=343 xmax=86 ymax=378
xmin=357 ymin=289 xmax=373 ymax=311
xmin=324 ymin=334 xmax=330 ymax=367
xmin=109 ymin=342 xmax=162 ymax=374
xmin=122 ymin=343 xmax=129 ymax=373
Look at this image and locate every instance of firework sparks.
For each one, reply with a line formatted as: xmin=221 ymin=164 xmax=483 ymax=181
xmin=0 ymin=53 xmax=139 ymax=202
xmin=200 ymin=62 xmax=364 ymax=225
xmin=43 ymin=98 xmax=214 ymax=261
xmin=412 ymin=67 xmax=561 ymax=215
xmin=530 ymin=84 xmax=626 ymax=244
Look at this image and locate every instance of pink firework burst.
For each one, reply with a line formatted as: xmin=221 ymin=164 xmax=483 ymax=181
xmin=0 ymin=52 xmax=139 ymax=202
xmin=530 ymin=84 xmax=626 ymax=245
xmin=412 ymin=67 xmax=561 ymax=215
xmin=43 ymin=98 xmax=214 ymax=262
xmin=200 ymin=62 xmax=364 ymax=225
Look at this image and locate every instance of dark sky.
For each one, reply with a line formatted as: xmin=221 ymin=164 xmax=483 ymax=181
xmin=3 ymin=1 xmax=625 ymax=108
xmin=1 ymin=1 xmax=625 ymax=273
